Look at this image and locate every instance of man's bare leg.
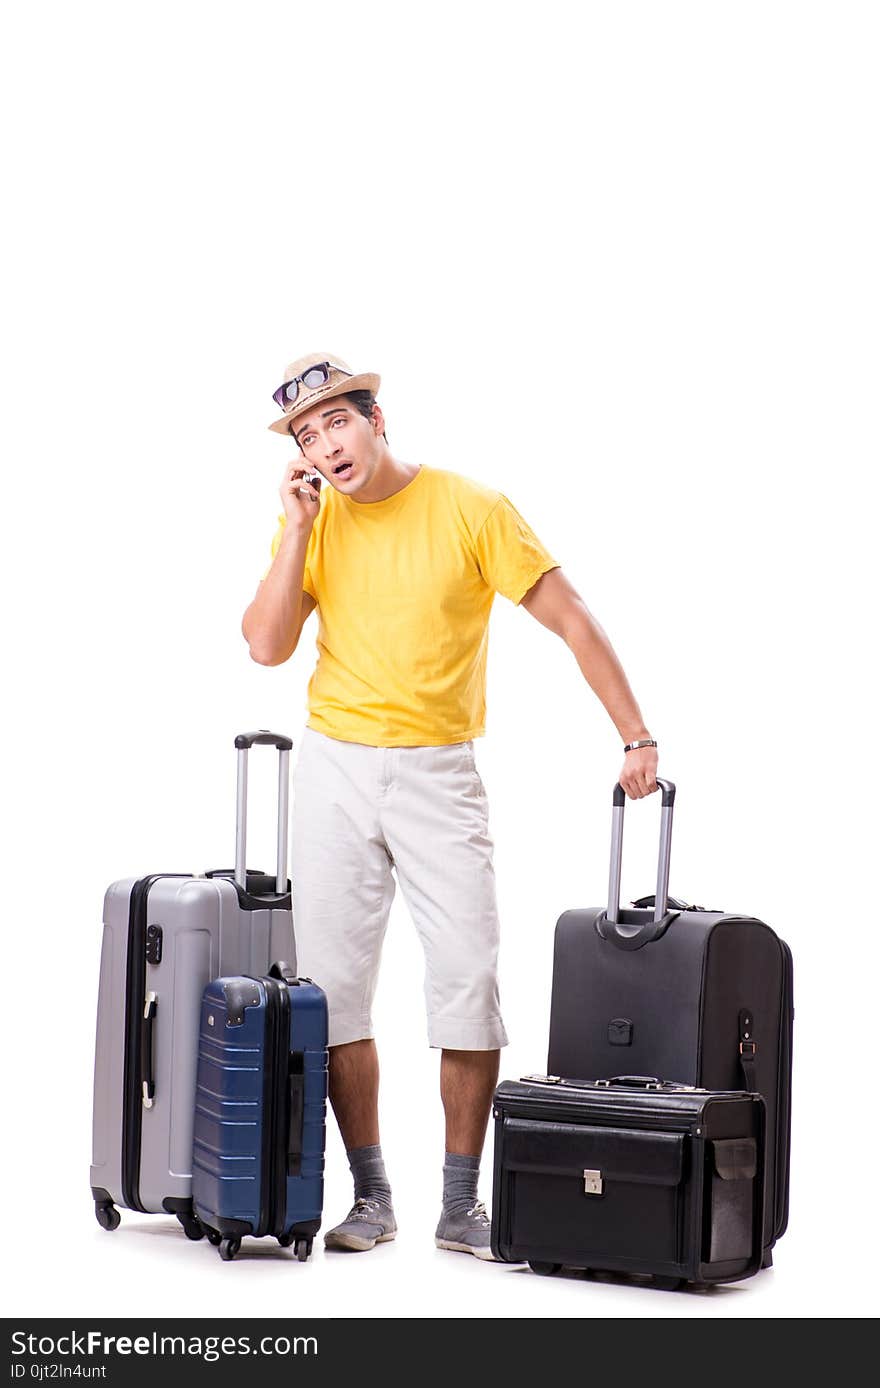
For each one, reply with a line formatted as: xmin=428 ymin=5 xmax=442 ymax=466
xmin=435 ymin=1048 xmax=500 ymax=1260
xmin=324 ymin=1038 xmax=396 ymax=1251
xmin=328 ymin=1038 xmax=380 ymax=1148
xmin=440 ymin=1048 xmax=500 ymax=1154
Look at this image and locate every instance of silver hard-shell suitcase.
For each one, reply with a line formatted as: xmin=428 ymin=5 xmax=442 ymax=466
xmin=90 ymin=731 xmax=296 ymax=1237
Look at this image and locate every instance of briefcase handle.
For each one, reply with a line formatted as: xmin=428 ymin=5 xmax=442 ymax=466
xmin=594 ymin=778 xmax=679 ymax=949
xmin=233 ymin=730 xmax=293 ymax=893
xmin=595 ymin=1075 xmax=663 ymax=1089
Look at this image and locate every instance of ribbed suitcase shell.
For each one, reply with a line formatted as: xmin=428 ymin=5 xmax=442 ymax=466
xmin=90 ymin=871 xmax=295 ymax=1232
xmin=192 ymin=974 xmax=327 ymax=1258
xmin=547 ymin=906 xmax=793 ymax=1259
xmin=492 ymin=1077 xmax=766 ymax=1287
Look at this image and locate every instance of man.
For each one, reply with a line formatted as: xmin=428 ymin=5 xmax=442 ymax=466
xmin=242 ymin=352 xmax=659 ymax=1260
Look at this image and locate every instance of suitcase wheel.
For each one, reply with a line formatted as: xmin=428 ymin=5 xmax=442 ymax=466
xmin=295 ymin=1238 xmax=312 ymax=1262
xmin=277 ymin=1232 xmax=295 ymax=1248
xmin=219 ymin=1237 xmax=241 ymax=1261
xmin=652 ymin=1276 xmax=684 ymax=1291
xmin=176 ymin=1211 xmax=205 ymax=1242
xmin=94 ymin=1201 xmax=120 ymax=1232
xmin=528 ymin=1261 xmax=562 ymax=1276
xmin=205 ymin=1229 xmax=222 ymax=1246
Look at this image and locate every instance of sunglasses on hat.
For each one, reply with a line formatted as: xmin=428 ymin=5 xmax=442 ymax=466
xmin=272 ymin=361 xmax=352 ymax=411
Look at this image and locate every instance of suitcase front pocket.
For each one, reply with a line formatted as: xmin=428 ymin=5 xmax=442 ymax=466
xmin=502 ymin=1119 xmax=686 ymax=1267
xmin=705 ymin=1137 xmax=757 ymax=1265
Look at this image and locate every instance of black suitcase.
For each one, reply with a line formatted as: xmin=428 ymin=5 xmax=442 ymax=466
xmin=491 ymin=1075 xmax=766 ymax=1288
xmin=547 ymin=780 xmax=792 ymax=1265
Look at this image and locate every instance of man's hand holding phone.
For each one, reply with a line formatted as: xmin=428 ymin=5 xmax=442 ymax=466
xmin=280 ymin=463 xmax=322 ymax=534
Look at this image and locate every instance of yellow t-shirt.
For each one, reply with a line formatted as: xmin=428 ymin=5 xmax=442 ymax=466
xmin=265 ymin=465 xmax=558 ymax=747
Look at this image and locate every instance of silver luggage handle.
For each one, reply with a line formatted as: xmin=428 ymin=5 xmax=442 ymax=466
xmin=233 ymin=731 xmax=293 ymax=893
xmin=607 ymin=778 xmax=677 ymax=925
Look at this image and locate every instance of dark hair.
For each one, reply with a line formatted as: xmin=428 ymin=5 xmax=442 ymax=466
xmin=344 ymin=389 xmax=377 ymax=421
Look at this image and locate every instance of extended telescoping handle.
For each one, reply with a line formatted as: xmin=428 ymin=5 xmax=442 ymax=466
xmin=607 ymin=779 xmax=676 ymax=925
xmin=234 ymin=731 xmax=293 ymax=893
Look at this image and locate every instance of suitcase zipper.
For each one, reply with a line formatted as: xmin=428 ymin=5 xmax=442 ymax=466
xmin=272 ymin=981 xmax=292 ymax=1237
xmin=259 ymin=978 xmax=292 ymax=1238
xmin=121 ymin=874 xmax=190 ymax=1213
xmin=121 ymin=876 xmax=153 ymax=1211
xmin=496 ymin=1098 xmax=705 ymax=1133
xmin=773 ymin=940 xmax=794 ymax=1241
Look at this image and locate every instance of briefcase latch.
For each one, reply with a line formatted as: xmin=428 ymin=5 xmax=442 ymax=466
xmin=583 ymin=1169 xmax=603 ymax=1196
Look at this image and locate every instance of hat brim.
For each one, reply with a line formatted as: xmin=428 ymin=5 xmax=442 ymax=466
xmin=267 ymin=372 xmax=381 ymax=436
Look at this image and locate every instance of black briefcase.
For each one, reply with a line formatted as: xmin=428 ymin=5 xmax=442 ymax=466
xmin=491 ymin=1075 xmax=766 ymax=1288
xmin=547 ymin=780 xmax=793 ymax=1266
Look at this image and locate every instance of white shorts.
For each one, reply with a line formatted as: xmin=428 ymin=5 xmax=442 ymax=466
xmin=291 ymin=728 xmax=508 ymax=1051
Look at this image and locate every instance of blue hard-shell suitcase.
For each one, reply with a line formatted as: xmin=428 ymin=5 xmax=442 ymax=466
xmin=192 ymin=961 xmax=328 ymax=1260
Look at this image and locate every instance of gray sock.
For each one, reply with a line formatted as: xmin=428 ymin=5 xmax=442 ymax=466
xmin=442 ymin=1151 xmax=480 ymax=1215
xmin=347 ymin=1144 xmax=393 ymax=1208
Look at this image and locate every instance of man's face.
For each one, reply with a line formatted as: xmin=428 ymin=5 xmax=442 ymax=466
xmin=293 ymin=397 xmax=385 ymax=494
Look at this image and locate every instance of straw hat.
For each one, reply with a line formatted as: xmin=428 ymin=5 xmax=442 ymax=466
xmin=268 ymin=351 xmax=381 ymax=436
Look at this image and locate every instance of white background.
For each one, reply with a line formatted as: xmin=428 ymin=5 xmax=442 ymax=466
xmin=3 ymin=0 xmax=877 ymax=1322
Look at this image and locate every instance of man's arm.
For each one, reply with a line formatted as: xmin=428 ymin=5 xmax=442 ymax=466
xmin=242 ymin=464 xmax=320 ymax=665
xmin=242 ymin=566 xmax=316 ymax=665
xmin=520 ymin=567 xmax=659 ymax=799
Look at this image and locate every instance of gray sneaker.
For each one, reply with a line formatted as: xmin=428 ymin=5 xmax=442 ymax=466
xmin=324 ymin=1198 xmax=397 ymax=1252
xmin=434 ymin=1200 xmax=497 ymax=1261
